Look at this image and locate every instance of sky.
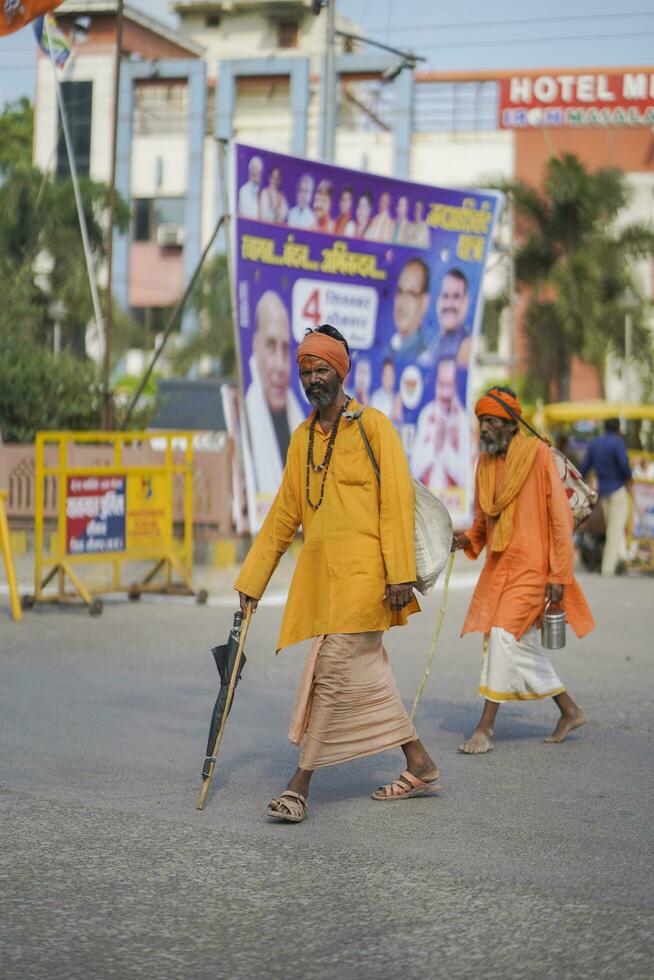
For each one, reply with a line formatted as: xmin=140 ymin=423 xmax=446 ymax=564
xmin=1 ymin=0 xmax=654 ymax=109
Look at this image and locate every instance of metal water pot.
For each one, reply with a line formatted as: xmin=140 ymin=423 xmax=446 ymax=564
xmin=541 ymin=600 xmax=566 ymax=650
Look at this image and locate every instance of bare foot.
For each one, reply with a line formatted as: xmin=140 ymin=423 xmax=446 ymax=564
xmin=458 ymin=730 xmax=493 ymax=754
xmin=544 ymin=710 xmax=587 ymax=743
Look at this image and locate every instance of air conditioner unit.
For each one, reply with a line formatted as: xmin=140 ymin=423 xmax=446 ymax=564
xmin=157 ymin=223 xmax=185 ymax=248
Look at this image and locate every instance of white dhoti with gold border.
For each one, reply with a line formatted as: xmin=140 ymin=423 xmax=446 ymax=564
xmin=479 ymin=626 xmax=565 ymax=703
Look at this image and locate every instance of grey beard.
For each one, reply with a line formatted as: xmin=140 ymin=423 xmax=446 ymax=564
xmin=307 ymin=387 xmax=338 ymax=408
xmin=480 ymin=430 xmax=512 ymax=455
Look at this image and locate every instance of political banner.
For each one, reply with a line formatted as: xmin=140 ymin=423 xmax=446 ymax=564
xmin=234 ymin=143 xmax=502 ymax=531
xmin=66 ymin=475 xmax=126 ymax=555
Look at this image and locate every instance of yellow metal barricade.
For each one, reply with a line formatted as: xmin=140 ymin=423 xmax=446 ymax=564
xmin=25 ymin=431 xmax=207 ymax=615
xmin=0 ymin=490 xmax=22 ymax=622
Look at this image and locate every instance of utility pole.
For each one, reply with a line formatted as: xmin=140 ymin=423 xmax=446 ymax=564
xmin=102 ymin=0 xmax=125 ymax=430
xmin=320 ymin=0 xmax=337 ymax=162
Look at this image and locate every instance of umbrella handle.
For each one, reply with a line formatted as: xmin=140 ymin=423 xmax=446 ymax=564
xmin=196 ymin=604 xmax=254 ymax=810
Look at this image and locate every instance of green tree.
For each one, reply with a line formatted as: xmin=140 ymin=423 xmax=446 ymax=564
xmin=491 ymin=154 xmax=654 ymax=401
xmin=0 ymin=99 xmax=147 ymax=436
xmin=0 ymin=97 xmax=33 ymax=174
xmin=0 ymin=164 xmax=132 ymax=354
xmin=0 ymin=325 xmax=103 ymax=442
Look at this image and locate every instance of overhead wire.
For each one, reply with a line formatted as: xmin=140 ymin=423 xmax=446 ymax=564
xmin=363 ymin=9 xmax=654 ymax=34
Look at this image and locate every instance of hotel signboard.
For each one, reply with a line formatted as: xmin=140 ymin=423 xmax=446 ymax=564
xmin=500 ymin=71 xmax=654 ymax=128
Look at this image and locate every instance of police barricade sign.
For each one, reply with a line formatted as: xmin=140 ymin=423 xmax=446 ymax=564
xmin=233 ymin=143 xmax=502 ymax=532
xmin=27 ymin=431 xmax=205 ymax=615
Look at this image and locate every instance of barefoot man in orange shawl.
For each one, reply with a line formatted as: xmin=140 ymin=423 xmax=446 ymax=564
xmin=236 ymin=324 xmax=440 ymax=821
xmin=452 ymin=387 xmax=594 ymax=754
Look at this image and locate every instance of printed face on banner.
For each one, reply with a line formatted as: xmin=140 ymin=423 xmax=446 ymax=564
xmin=66 ymin=476 xmax=126 ymax=555
xmin=235 ymin=143 xmax=501 ymax=531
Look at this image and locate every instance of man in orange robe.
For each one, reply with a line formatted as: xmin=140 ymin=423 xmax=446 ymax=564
xmin=452 ymin=387 xmax=594 ymax=754
xmin=236 ymin=325 xmax=440 ymax=821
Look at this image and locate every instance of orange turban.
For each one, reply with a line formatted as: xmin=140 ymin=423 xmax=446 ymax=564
xmin=475 ymin=388 xmax=522 ymax=420
xmin=296 ymin=332 xmax=350 ymax=381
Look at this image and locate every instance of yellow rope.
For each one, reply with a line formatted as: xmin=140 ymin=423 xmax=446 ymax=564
xmin=409 ymin=552 xmax=455 ymax=722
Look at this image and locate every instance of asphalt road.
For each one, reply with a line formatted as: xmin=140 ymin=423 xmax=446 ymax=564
xmin=1 ymin=567 xmax=653 ymax=979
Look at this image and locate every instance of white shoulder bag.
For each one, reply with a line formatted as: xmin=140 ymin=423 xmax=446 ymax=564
xmin=348 ymin=410 xmax=453 ymax=595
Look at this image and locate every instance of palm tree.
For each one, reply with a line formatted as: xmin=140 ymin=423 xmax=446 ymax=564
xmin=490 ymin=154 xmax=654 ymax=401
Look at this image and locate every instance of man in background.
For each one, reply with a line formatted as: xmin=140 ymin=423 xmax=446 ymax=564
xmin=288 ymin=174 xmax=316 ymax=230
xmin=410 ymin=358 xmax=467 ymax=492
xmin=238 ymin=155 xmax=263 ymax=219
xmin=580 ymin=418 xmax=632 ymax=576
xmin=245 ymin=291 xmax=304 ymax=496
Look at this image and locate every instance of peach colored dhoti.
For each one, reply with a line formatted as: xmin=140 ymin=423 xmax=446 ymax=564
xmin=289 ymin=631 xmax=416 ymax=770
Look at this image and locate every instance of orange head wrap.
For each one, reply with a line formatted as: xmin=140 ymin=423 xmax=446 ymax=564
xmin=475 ymin=387 xmax=522 ymax=420
xmin=296 ymin=331 xmax=350 ymax=382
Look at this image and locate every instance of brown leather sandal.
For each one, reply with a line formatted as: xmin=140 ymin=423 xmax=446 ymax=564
xmin=266 ymin=790 xmax=308 ymax=822
xmin=371 ymin=769 xmax=440 ymax=801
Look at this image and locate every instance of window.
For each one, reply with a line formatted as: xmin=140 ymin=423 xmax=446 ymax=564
xmin=130 ymin=307 xmax=176 ymax=332
xmin=134 ymin=83 xmax=188 ymax=136
xmin=132 ymin=197 xmax=185 ymax=242
xmin=154 ymin=198 xmax=185 ymax=228
xmin=56 ymin=80 xmax=93 ymax=178
xmin=205 ymin=14 xmax=220 ymax=27
xmin=277 ymin=20 xmax=299 ymax=48
xmin=133 ymin=198 xmax=151 ymax=242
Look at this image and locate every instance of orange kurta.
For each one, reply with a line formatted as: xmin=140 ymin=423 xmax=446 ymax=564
xmin=462 ymin=442 xmax=594 ymax=640
xmin=235 ymin=401 xmax=419 ymax=651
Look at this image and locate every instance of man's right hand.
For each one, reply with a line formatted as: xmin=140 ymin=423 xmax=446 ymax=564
xmin=451 ymin=532 xmax=471 ymax=552
xmin=238 ymin=592 xmax=259 ymax=614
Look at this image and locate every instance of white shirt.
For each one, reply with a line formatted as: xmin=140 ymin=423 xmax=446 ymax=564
xmin=244 ymin=355 xmax=305 ymax=498
xmin=288 ymin=205 xmax=316 ymax=230
xmin=370 ymin=388 xmax=394 ymax=418
xmin=410 ymin=398 xmax=468 ymax=491
xmin=238 ymin=181 xmax=260 ymax=219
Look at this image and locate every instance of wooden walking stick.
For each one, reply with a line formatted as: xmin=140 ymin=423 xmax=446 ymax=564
xmin=409 ymin=553 xmax=455 ymax=722
xmin=196 ymin=604 xmax=253 ymax=810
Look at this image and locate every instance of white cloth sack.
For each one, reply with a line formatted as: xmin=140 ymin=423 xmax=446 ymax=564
xmin=348 ymin=410 xmax=454 ymax=595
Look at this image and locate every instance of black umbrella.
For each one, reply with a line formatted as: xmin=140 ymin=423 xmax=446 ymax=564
xmin=196 ymin=605 xmax=253 ymax=810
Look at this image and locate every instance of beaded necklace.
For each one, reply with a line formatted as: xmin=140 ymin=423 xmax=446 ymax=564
xmin=305 ymin=398 xmax=350 ymax=511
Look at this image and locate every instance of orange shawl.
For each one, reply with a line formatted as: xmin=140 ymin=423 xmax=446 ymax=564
xmin=477 ymin=432 xmax=540 ymax=552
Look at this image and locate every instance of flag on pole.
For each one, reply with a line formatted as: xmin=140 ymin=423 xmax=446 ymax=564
xmin=1 ymin=0 xmax=63 ymax=36
xmin=33 ymin=11 xmax=69 ymax=65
